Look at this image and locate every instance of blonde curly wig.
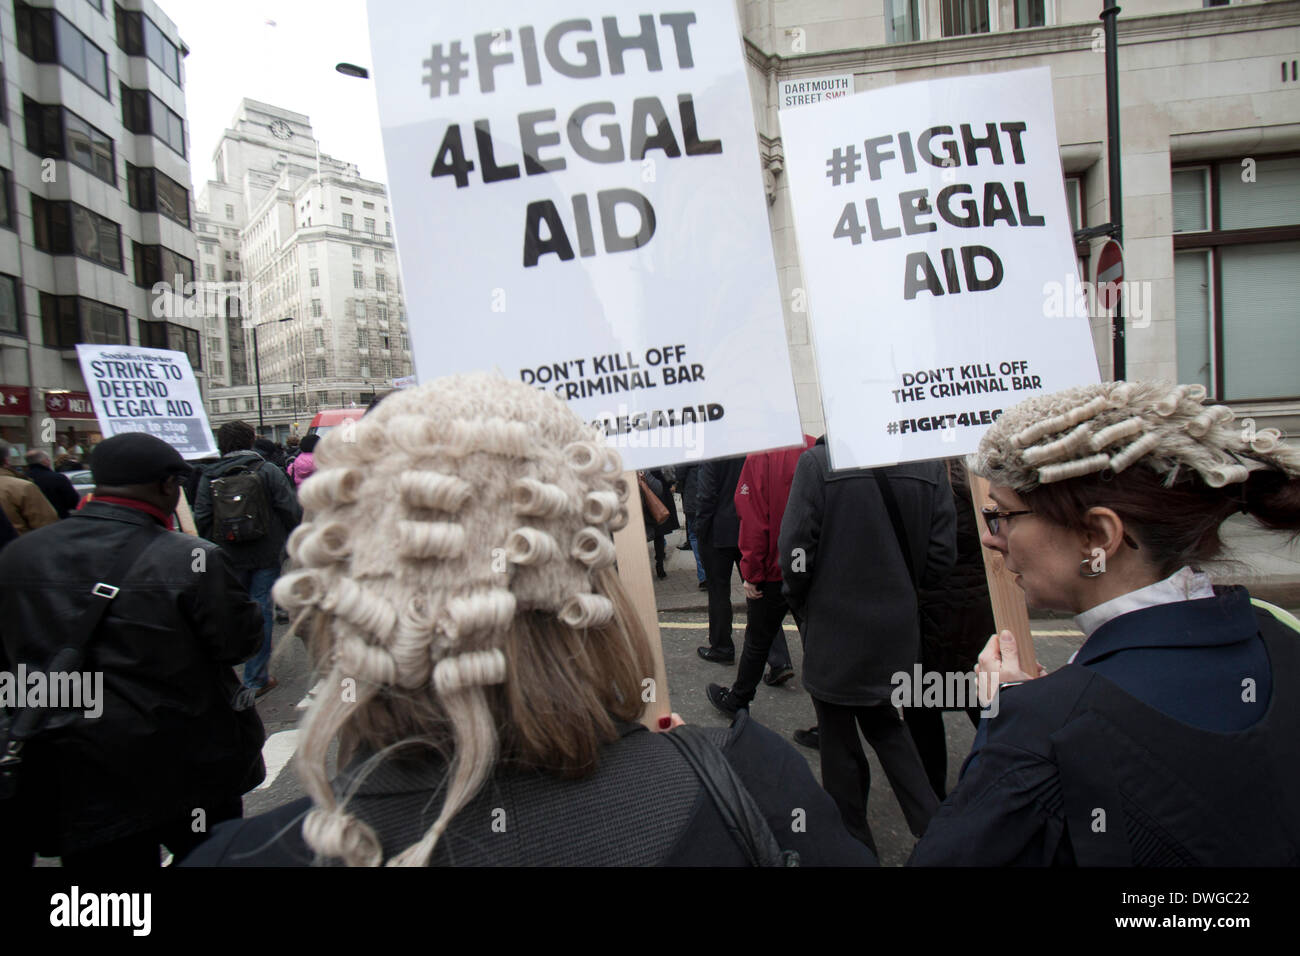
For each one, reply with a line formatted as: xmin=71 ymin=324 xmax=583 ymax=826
xmin=971 ymin=381 xmax=1300 ymax=492
xmin=272 ymin=373 xmax=650 ymax=866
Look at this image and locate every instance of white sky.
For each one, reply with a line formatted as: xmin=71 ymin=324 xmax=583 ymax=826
xmin=164 ymin=0 xmax=389 ymax=191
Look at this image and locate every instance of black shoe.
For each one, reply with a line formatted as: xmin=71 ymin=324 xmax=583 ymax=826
xmin=676 ymin=541 xmax=691 ymax=550
xmin=655 ymin=561 xmax=666 ymax=580
xmin=792 ymin=726 xmax=820 ymax=750
xmin=706 ymin=683 xmax=745 ymax=717
xmin=764 ymin=665 xmax=795 ymax=687
xmin=697 ymin=646 xmax=735 ymax=664
xmin=698 ymin=580 xmax=708 ymax=591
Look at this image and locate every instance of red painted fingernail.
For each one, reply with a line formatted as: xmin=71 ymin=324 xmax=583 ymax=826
xmin=658 ymin=716 xmax=672 ymax=730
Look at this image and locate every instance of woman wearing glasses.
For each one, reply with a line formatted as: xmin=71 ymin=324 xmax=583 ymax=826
xmin=911 ymin=381 xmax=1300 ymax=866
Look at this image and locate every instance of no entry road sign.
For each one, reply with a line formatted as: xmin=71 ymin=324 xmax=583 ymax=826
xmin=1096 ymin=239 xmax=1124 ymax=310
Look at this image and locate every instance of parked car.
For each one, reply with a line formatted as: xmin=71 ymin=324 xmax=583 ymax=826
xmin=64 ymin=469 xmax=95 ymax=501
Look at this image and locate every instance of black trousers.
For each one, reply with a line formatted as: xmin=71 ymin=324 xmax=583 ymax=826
xmin=811 ymin=698 xmax=939 ymax=855
xmin=903 ymin=705 xmax=981 ymax=800
xmin=731 ymin=580 xmax=793 ymax=704
xmin=701 ymin=542 xmax=742 ymax=653
xmin=58 ymin=797 xmax=243 ymax=868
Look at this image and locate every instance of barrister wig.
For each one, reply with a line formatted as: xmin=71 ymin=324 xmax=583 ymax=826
xmin=272 ymin=372 xmax=655 ymax=866
xmin=970 ymin=381 xmax=1300 ymax=575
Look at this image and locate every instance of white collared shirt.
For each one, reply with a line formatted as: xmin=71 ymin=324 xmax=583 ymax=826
xmin=1068 ymin=566 xmax=1216 ymax=661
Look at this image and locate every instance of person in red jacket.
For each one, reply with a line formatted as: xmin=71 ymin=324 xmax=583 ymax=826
xmin=707 ymin=435 xmax=816 ymax=716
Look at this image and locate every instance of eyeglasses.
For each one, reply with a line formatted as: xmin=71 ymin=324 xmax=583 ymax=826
xmin=981 ymin=507 xmax=1032 ymax=535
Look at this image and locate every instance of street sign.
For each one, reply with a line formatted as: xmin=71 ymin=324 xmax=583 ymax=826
xmin=1095 ymin=239 xmax=1124 ymax=311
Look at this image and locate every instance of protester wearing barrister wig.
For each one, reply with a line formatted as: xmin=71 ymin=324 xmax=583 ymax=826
xmin=911 ymin=382 xmax=1300 ymax=866
xmin=183 ymin=373 xmax=873 ymax=866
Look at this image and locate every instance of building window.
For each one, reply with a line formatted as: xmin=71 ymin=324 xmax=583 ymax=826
xmin=212 ymin=359 xmax=224 ymax=378
xmin=940 ymin=0 xmax=990 ymax=37
xmin=225 ymin=203 xmax=234 ymax=220
xmin=310 ymin=268 xmax=319 ymax=287
xmin=0 ymin=169 xmax=13 ymax=231
xmin=340 ymin=196 xmax=352 ymax=205
xmin=1172 ymin=157 xmax=1300 ymax=401
xmin=126 ymin=163 xmax=190 ymax=226
xmin=364 ymin=218 xmax=375 ymax=233
xmin=121 ymin=85 xmax=186 ymax=157
xmin=133 ymin=242 xmax=194 ymax=289
xmin=375 ymin=273 xmax=387 ymax=292
xmin=32 ymin=197 xmax=123 ymax=270
xmin=314 ymin=329 xmax=325 ymax=348
xmin=244 ymin=398 xmax=255 ymax=411
xmin=342 ymin=213 xmax=354 ymax=230
xmin=311 ymin=299 xmax=322 ymax=317
xmin=362 ymin=201 xmax=374 ymax=209
xmin=401 ymin=334 xmax=409 ymax=350
xmin=114 ymin=4 xmax=181 ymax=86
xmin=316 ymin=358 xmax=327 ymax=377
xmin=885 ymin=0 xmax=922 ymax=43
xmin=386 ymin=221 xmax=392 ymax=236
xmin=140 ymin=320 xmax=201 ymax=368
xmin=355 ymin=301 xmax=366 ymax=320
xmin=353 ymin=270 xmax=364 ymax=289
xmin=377 ymin=305 xmax=388 ymax=322
xmin=23 ymin=98 xmax=116 ymax=186
xmin=352 ymin=246 xmax=361 ymax=260
xmin=1015 ymin=0 xmax=1047 ymax=27
xmin=40 ymin=293 xmax=127 ymax=346
xmin=357 ymin=329 xmax=368 ymax=348
xmin=374 ymin=250 xmax=384 ymax=263
xmin=0 ymin=274 xmax=21 ymax=335
xmin=16 ymin=4 xmax=110 ymax=99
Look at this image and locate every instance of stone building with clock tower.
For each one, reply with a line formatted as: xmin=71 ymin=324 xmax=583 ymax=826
xmin=197 ymin=98 xmax=412 ymax=440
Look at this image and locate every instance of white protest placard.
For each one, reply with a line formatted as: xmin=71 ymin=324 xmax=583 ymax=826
xmin=778 ymin=74 xmax=853 ymax=110
xmin=366 ymin=0 xmax=803 ymax=469
xmin=779 ymin=67 xmax=1100 ymax=470
xmin=75 ymin=344 xmax=218 ymax=459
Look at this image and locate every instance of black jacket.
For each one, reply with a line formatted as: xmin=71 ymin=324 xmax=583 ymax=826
xmin=193 ymin=450 xmax=301 ymax=571
xmin=695 ymin=456 xmax=746 ymax=550
xmin=0 ymin=501 xmax=266 ymax=854
xmin=26 ymin=462 xmax=80 ymax=519
xmin=778 ymin=442 xmax=956 ymax=706
xmin=182 ymin=711 xmax=877 ymax=867
xmin=918 ymin=460 xmax=995 ymax=676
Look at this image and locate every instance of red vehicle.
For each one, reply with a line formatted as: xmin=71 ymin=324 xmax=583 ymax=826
xmin=306 ymin=408 xmax=364 ymax=439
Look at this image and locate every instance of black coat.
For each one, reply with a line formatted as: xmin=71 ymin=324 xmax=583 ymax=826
xmin=0 ymin=501 xmax=266 ymax=854
xmin=778 ymin=443 xmax=956 ymax=706
xmin=695 ymin=456 xmax=746 ymax=550
xmin=26 ymin=463 xmax=80 ymax=519
xmin=641 ymin=469 xmax=679 ymax=536
xmin=182 ymin=711 xmax=877 ymax=866
xmin=918 ymin=461 xmax=995 ymax=676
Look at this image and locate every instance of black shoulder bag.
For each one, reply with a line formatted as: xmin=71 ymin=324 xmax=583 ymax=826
xmin=0 ymin=525 xmax=156 ymax=801
xmin=664 ymin=721 xmax=800 ymax=866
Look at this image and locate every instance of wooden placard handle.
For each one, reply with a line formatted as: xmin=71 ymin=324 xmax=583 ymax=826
xmin=174 ymin=488 xmax=198 ymax=536
xmin=967 ymin=472 xmax=1037 ymax=675
xmin=612 ymin=470 xmax=671 ymax=727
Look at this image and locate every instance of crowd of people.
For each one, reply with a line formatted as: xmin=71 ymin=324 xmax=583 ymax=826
xmin=1 ymin=374 xmax=1298 ymax=867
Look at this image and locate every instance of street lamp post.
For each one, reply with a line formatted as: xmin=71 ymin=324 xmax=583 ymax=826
xmin=247 ymin=316 xmax=295 ymax=434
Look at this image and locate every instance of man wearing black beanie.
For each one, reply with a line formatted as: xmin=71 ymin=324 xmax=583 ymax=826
xmin=0 ymin=432 xmax=266 ymax=867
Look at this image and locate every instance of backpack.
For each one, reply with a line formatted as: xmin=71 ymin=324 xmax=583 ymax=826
xmin=210 ymin=462 xmax=274 ymax=543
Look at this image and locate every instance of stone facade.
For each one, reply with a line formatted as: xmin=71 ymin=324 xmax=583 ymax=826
xmin=198 ymin=99 xmax=411 ymax=441
xmin=742 ymin=0 xmax=1300 ymax=437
